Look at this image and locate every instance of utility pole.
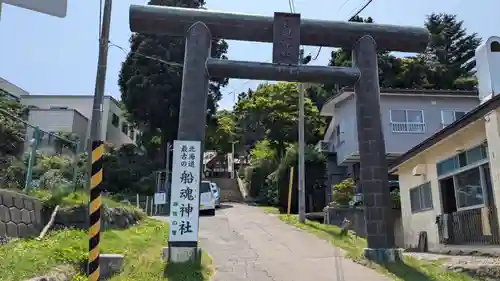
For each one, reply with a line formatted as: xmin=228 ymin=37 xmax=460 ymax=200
xmin=89 ymin=0 xmax=111 ymax=146
xmin=87 ymin=0 xmax=112 ymax=280
xmin=298 ymin=50 xmax=306 ymax=224
xmin=230 ymin=141 xmax=235 ymax=179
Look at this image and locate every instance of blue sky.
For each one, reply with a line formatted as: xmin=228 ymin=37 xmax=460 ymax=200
xmin=1 ymin=0 xmax=499 ymax=110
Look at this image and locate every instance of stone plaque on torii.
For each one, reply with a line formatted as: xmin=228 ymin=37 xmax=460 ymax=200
xmin=128 ymin=5 xmax=429 ymax=263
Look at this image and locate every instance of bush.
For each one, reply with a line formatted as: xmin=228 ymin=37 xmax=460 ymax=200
xmin=331 ymin=178 xmax=355 ymax=207
xmin=0 ymin=156 xmax=26 ymax=189
xmin=391 ymin=188 xmax=401 ymax=209
xmin=246 ymin=140 xmax=278 ymax=199
xmin=101 ymin=144 xmax=159 ymax=195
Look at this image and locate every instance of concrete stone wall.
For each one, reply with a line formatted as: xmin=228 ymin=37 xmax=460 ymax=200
xmin=0 ymin=189 xmax=42 ymax=238
xmin=325 ymin=207 xmax=404 ymax=247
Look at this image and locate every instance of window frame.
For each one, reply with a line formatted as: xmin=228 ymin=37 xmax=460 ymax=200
xmin=389 ymin=109 xmax=426 ymax=133
xmin=453 ymin=167 xmax=485 ymax=211
xmin=111 ymin=113 xmax=120 ymax=127
xmin=121 ymin=122 xmax=129 ymax=135
xmin=441 ymin=110 xmax=467 ymax=128
xmin=409 ymin=182 xmax=433 ymax=213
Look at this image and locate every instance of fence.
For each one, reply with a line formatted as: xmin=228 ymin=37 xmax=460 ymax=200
xmin=437 ymin=207 xmax=500 ymax=245
xmin=0 ymin=107 xmax=81 ymax=192
xmin=116 ymin=193 xmax=171 ymax=217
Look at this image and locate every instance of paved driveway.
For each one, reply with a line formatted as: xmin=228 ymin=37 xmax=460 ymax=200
xmin=198 ymin=203 xmax=391 ymax=281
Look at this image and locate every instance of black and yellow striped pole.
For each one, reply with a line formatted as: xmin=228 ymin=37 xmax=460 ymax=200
xmin=88 ymin=140 xmax=104 ymax=281
xmin=88 ymin=0 xmax=112 ymax=279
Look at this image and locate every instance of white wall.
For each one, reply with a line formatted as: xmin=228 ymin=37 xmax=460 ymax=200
xmin=25 ymin=109 xmax=87 ymax=153
xmin=397 ymin=120 xmax=487 ymax=251
xmin=21 ymin=95 xmax=137 ymax=149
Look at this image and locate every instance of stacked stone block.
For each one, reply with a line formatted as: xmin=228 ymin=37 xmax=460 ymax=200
xmin=0 ymin=189 xmax=42 ymax=238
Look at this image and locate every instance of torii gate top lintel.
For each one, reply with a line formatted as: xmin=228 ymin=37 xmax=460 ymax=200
xmin=129 ymin=5 xmax=429 ymax=53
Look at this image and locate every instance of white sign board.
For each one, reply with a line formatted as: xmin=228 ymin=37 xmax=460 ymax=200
xmin=169 ymin=140 xmax=201 ymax=243
xmin=154 ymin=192 xmax=166 ymax=205
xmin=4 ymin=0 xmax=67 ymax=18
xmin=227 ymin=153 xmax=233 ymax=173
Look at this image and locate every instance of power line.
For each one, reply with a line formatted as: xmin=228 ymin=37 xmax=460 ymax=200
xmin=288 ymin=0 xmax=296 ymax=13
xmin=312 ymin=0 xmax=374 ymax=61
xmin=348 ymin=0 xmax=373 ymax=20
xmin=0 ymin=108 xmax=78 ymax=145
xmin=108 ymin=41 xmax=183 ymax=67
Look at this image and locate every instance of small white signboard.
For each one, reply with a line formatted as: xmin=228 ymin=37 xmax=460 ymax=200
xmin=4 ymin=0 xmax=68 ymax=18
xmin=227 ymin=153 xmax=234 ymax=173
xmin=168 ymin=140 xmax=201 ymax=243
xmin=154 ymin=192 xmax=166 ymax=205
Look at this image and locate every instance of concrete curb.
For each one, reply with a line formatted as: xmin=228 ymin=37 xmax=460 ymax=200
xmin=236 ymin=177 xmax=253 ymax=202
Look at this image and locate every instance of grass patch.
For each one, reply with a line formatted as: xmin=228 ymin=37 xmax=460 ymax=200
xmin=29 ymin=189 xmax=125 ymax=208
xmin=0 ymin=219 xmax=212 ymax=281
xmin=257 ymin=205 xmax=281 ymax=214
xmin=262 ymin=207 xmax=476 ymax=281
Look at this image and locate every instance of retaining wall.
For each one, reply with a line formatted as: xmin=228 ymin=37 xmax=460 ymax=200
xmin=325 ymin=207 xmax=404 ymax=247
xmin=0 ymin=189 xmax=43 ymax=238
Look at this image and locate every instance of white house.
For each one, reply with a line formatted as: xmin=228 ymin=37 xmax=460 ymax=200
xmin=388 ymin=36 xmax=500 ymax=253
xmin=0 ymin=77 xmax=30 ymax=100
xmin=20 ymin=94 xmax=139 ymax=152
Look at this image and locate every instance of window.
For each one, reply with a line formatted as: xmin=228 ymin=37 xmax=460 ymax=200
xmin=111 ymin=113 xmax=119 ymax=127
xmin=390 ymin=109 xmax=425 ymax=133
xmin=121 ymin=123 xmax=129 ymax=135
xmin=129 ymin=128 xmax=135 ymax=140
xmin=491 ymin=41 xmax=500 ymax=52
xmin=409 ymin=182 xmax=433 ymax=213
xmin=455 ymin=168 xmax=484 ymax=209
xmin=441 ymin=110 xmax=466 ymax=127
xmin=335 ymin=123 xmax=342 ymax=145
xmin=436 ymin=143 xmax=488 ymax=177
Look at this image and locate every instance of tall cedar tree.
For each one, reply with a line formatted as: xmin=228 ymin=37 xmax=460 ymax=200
xmin=423 ymin=13 xmax=481 ymax=89
xmin=118 ymin=0 xmax=229 ymax=161
xmin=325 ymin=13 xmax=480 ymax=92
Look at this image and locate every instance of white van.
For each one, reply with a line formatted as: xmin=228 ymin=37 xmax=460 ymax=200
xmin=200 ymin=181 xmax=216 ymax=215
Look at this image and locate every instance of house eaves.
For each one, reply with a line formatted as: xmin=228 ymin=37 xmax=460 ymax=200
xmin=320 ymin=87 xmax=479 ymax=116
xmin=389 ymin=94 xmax=500 ymax=173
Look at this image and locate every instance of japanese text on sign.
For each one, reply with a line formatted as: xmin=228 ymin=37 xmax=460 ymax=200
xmin=168 ymin=140 xmax=201 ymax=242
xmin=272 ymin=12 xmax=300 ymax=65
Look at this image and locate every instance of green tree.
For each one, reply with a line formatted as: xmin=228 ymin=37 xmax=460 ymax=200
xmin=118 ymin=0 xmax=229 ymax=162
xmin=205 ymin=110 xmax=237 ymax=154
xmin=423 ymin=13 xmax=481 ymax=89
xmin=233 ymin=83 xmax=324 ymax=158
xmin=101 ymin=144 xmax=158 ymax=195
xmin=0 ymin=91 xmax=26 ymax=157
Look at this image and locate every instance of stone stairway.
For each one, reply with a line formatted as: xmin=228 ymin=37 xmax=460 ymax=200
xmin=208 ymin=177 xmax=243 ymax=202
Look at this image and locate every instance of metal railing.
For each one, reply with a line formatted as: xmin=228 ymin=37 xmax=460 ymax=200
xmin=391 ymin=122 xmax=426 ymax=133
xmin=437 ymin=207 xmax=500 ymax=245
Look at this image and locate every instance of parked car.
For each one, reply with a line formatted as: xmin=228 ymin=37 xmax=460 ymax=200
xmin=210 ymin=182 xmax=221 ymax=207
xmin=200 ymin=181 xmax=216 ymax=215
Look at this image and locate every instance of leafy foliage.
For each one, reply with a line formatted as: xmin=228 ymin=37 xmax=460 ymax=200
xmin=118 ymin=0 xmax=229 ymax=162
xmin=205 ymin=110 xmax=236 ymax=154
xmin=331 ymin=178 xmax=355 ymax=207
xmin=234 ymin=83 xmax=324 ymax=158
xmin=326 ymin=13 xmax=480 ymax=91
xmin=101 ymin=144 xmax=159 ymax=195
xmin=0 ymin=91 xmax=26 ymax=157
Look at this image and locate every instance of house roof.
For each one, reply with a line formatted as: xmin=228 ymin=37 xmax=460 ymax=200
xmin=320 ymin=87 xmax=479 ymax=116
xmin=389 ymin=94 xmax=500 ymax=173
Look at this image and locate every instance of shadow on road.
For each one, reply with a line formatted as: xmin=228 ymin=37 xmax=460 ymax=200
xmin=217 ymin=203 xmax=234 ymax=209
xmin=163 ymin=262 xmax=205 ymax=281
xmin=382 ymin=261 xmax=436 ymax=281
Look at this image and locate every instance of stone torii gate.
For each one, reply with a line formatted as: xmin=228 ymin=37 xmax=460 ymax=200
xmin=129 ymin=5 xmax=429 ymax=263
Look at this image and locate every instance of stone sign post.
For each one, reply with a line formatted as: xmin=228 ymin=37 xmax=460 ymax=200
xmin=129 ymin=4 xmax=429 ymax=263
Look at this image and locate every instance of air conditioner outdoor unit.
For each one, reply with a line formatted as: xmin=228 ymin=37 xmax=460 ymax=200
xmin=316 ymin=140 xmax=330 ymax=152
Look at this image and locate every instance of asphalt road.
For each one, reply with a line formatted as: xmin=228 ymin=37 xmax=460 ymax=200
xmin=195 ymin=203 xmax=391 ymax=281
